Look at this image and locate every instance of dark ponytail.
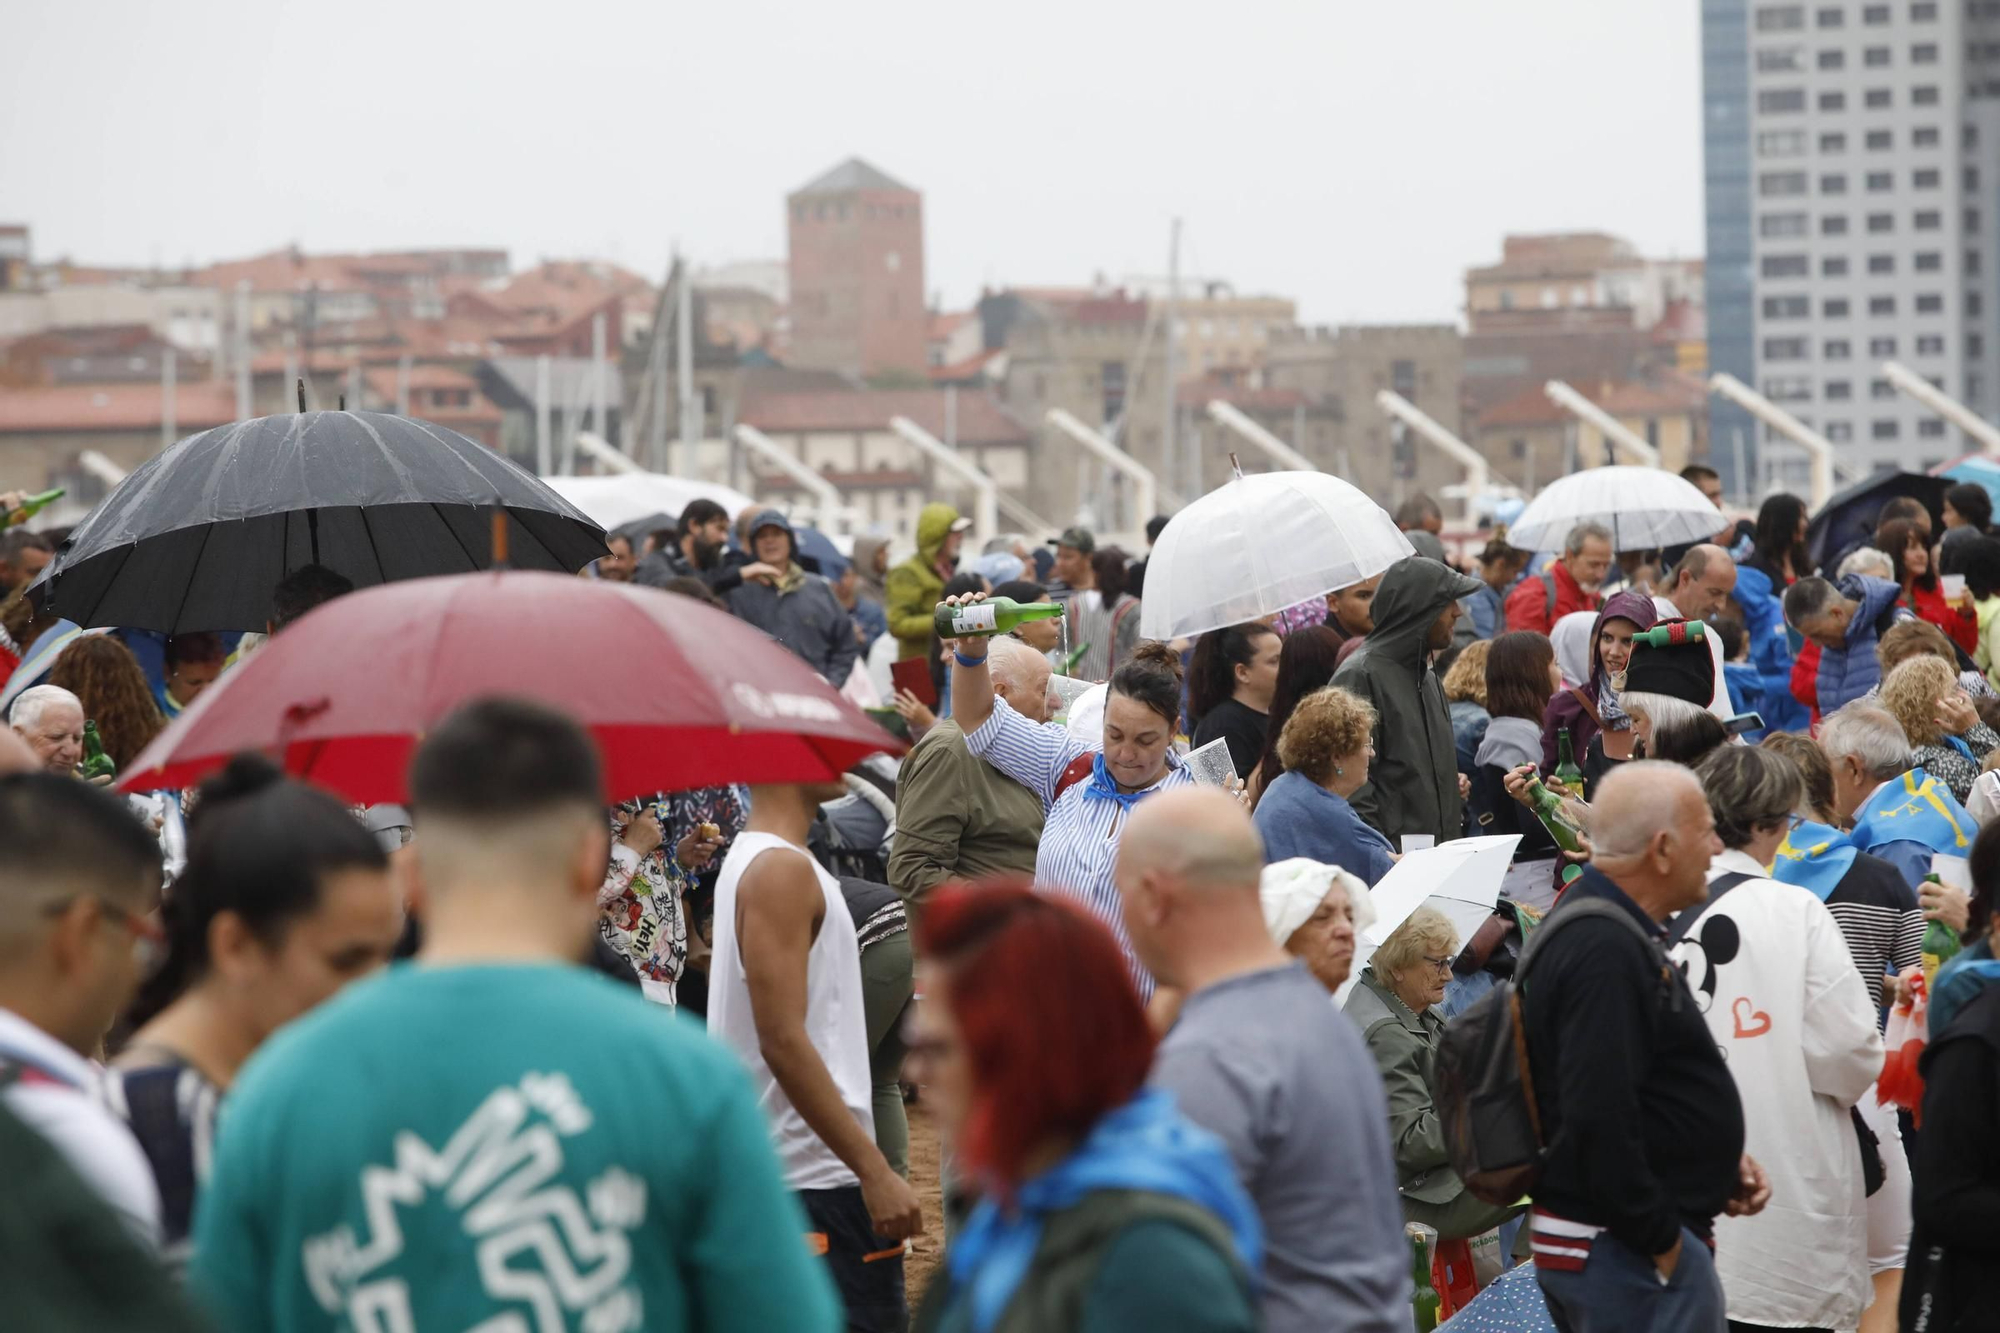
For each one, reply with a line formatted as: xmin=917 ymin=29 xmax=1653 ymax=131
xmin=1108 ymin=641 xmax=1185 ymax=728
xmin=126 ymin=753 xmax=388 ymax=1027
xmin=1187 ymin=623 xmax=1276 ymax=725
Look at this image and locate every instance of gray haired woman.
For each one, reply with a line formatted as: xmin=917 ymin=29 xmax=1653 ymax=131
xmin=1343 ymin=907 xmax=1519 ymax=1238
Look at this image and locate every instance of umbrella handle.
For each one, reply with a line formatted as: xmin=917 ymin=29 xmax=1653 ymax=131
xmin=296 ymin=378 xmax=306 ymax=413
xmin=491 ymin=510 xmax=509 ymax=568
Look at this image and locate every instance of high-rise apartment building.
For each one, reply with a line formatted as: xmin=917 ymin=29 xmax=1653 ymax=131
xmin=785 ymin=158 xmax=927 ymax=379
xmin=1704 ymin=0 xmax=2000 ymax=488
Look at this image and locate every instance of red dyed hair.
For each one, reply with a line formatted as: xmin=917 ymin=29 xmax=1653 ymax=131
xmin=917 ymin=880 xmax=1155 ymax=1191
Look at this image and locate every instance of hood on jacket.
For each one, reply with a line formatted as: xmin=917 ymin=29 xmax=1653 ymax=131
xmin=1361 ymin=557 xmax=1484 ymax=666
xmin=746 ymin=507 xmax=797 ymax=565
xmin=1587 ymin=589 xmax=1661 ymax=689
xmin=914 ymin=503 xmax=963 ymax=566
xmin=851 ymin=534 xmax=891 ymax=588
xmin=1837 ymin=574 xmax=1904 ymax=644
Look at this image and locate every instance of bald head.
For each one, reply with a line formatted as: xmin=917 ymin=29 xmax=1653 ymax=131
xmin=988 ymin=634 xmax=1055 ymax=724
xmin=1121 ymin=787 xmax=1265 ymax=889
xmin=1668 ymin=544 xmax=1737 ymax=622
xmin=1585 ymin=761 xmax=1719 ymax=919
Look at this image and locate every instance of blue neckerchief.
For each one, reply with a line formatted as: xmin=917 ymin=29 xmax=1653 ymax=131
xmin=1849 ymin=768 xmax=1974 ymax=859
xmin=1931 ymin=938 xmax=2000 ymax=1038
xmin=1079 ymin=751 xmax=1169 ymax=811
xmin=943 ymin=1089 xmax=1262 ymax=1333
xmin=1768 ymin=820 xmax=1858 ymax=902
xmin=1945 ymin=734 xmax=1978 ymax=763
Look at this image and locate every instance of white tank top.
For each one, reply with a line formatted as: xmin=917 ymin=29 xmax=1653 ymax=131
xmin=709 ymin=831 xmax=872 ymax=1191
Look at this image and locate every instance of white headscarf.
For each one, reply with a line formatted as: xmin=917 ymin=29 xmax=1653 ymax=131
xmin=1551 ymin=610 xmax=1597 ymax=689
xmin=1969 ymin=769 xmax=2000 ymax=828
xmin=1259 ymin=857 xmax=1376 ymax=948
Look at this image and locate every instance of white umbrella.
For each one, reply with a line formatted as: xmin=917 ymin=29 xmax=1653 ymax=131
xmin=1333 ymin=835 xmax=1520 ymax=1006
xmin=1506 ymin=466 xmax=1721 ymax=553
xmin=1138 ymin=470 xmax=1413 ymax=640
xmin=543 ymin=473 xmax=758 ymax=533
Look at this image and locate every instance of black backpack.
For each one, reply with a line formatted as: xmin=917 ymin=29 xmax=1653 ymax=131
xmin=1434 ymin=896 xmax=1677 ymax=1207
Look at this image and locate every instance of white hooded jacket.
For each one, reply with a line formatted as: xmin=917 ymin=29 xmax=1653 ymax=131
xmin=1668 ymin=849 xmax=1885 ymax=1329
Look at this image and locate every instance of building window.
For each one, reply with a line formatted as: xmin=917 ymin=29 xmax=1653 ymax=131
xmin=1912 ymin=85 xmax=1939 ymax=105
xmin=1913 ymin=126 xmax=1940 ymax=147
xmin=1761 ymin=212 xmax=1810 ymax=237
xmin=1971 ymin=250 xmax=1985 ymax=275
xmin=1864 ymin=44 xmax=1891 ymax=65
xmin=1766 ymin=295 xmax=1812 ymax=318
xmin=1865 ymin=88 xmax=1892 ymax=108
xmin=1767 ymin=377 xmax=1814 ymax=401
xmin=1869 ymin=337 xmax=1898 ymax=356
xmin=1911 ymin=42 xmax=1938 ymax=62
xmin=1762 ymin=253 xmax=1811 ymax=277
xmin=1816 ymin=4 xmax=1844 ymax=24
xmin=1765 ymin=337 xmax=1811 ymax=360
xmin=1759 ymin=87 xmax=1808 ymax=113
xmin=1757 ymin=2 xmax=1807 ymax=26
xmin=1823 ymin=297 xmax=1851 ymax=317
xmin=1821 ymin=173 xmax=1849 ymax=194
xmin=1916 ymin=335 xmax=1946 ymax=355
xmin=1820 ymin=91 xmax=1847 ymax=110
xmin=1915 ymin=210 xmax=1942 ymax=230
xmin=1867 ymin=212 xmax=1895 ymax=232
xmin=1862 ymin=2 xmax=1889 ymax=20
xmin=1820 ymin=131 xmax=1848 ymax=153
xmin=1869 ymin=253 xmax=1896 ymax=274
xmin=1759 ymin=46 xmax=1808 ymax=70
xmin=1760 ymin=129 xmax=1809 ymax=155
xmin=1823 ymin=255 xmax=1851 ymax=275
xmin=1822 ymin=214 xmax=1850 ymax=235
xmin=1873 ymin=421 xmax=1901 ymax=441
xmin=1913 ymin=168 xmax=1941 ymax=188
xmin=1819 ymin=47 xmax=1846 ymax=68
xmin=1911 ymin=1 xmax=1937 ymax=17
xmin=1827 ymin=380 xmax=1854 ymax=400
xmin=1827 ymin=421 xmax=1854 ymax=442
xmin=1872 ymin=379 xmax=1897 ymax=399
xmin=1970 ymin=294 xmax=1986 ymax=316
xmin=1870 ymin=295 xmax=1898 ymax=315
xmin=1919 ymin=419 xmax=1947 ymax=439
xmin=1915 ymin=251 xmax=1942 ymax=271
xmin=1866 ymin=171 xmax=1893 ymax=191
xmin=1866 ymin=129 xmax=1893 ymax=150
xmin=1824 ymin=339 xmax=1853 ymax=359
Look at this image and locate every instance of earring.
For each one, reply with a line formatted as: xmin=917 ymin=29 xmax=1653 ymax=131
xmin=1335 ymin=765 xmax=1344 ymax=776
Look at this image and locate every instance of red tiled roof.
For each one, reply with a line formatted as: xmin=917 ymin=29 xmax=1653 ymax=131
xmin=928 ymin=310 xmax=975 ymax=341
xmin=0 ymin=382 xmax=239 ymax=433
xmin=361 ymin=365 xmax=480 ymax=397
xmin=740 ymin=389 xmax=1030 ymax=444
xmin=928 ymin=349 xmax=1003 ymax=382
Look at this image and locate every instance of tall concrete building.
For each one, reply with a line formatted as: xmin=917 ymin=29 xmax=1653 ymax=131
xmin=785 ymin=158 xmax=927 ymax=379
xmin=1704 ymin=0 xmax=2000 ymax=489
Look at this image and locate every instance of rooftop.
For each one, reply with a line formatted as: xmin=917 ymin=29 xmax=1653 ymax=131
xmin=791 ymin=157 xmax=916 ymax=197
xmin=741 ymin=388 xmax=1029 ymax=444
xmin=0 ymin=381 xmax=239 ymax=433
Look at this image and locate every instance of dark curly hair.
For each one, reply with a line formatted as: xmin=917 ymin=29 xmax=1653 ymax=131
xmin=46 ymin=634 xmax=164 ymax=769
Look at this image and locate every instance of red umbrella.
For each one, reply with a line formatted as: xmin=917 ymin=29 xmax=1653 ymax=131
xmin=120 ymin=571 xmax=902 ymax=803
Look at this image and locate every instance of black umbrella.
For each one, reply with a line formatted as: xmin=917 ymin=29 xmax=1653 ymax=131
xmin=33 ymin=409 xmax=607 ymax=633
xmin=1804 ymin=470 xmax=1947 ymax=573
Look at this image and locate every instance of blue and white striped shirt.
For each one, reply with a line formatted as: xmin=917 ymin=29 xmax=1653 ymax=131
xmin=963 ymin=698 xmax=1192 ymax=997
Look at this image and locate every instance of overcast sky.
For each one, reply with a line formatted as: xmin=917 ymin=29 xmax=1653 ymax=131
xmin=2 ymin=0 xmax=1702 ymax=327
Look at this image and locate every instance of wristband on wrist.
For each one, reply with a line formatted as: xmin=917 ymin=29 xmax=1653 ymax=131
xmin=954 ymin=650 xmax=987 ymax=668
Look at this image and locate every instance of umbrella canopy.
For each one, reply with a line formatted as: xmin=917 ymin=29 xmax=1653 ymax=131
xmin=791 ymin=526 xmax=847 ymax=576
xmin=1137 ymin=470 xmax=1413 ymax=640
xmin=1506 ymin=467 xmax=1720 ymax=553
xmin=1333 ymin=835 xmax=1519 ymax=1006
xmin=544 ymin=473 xmax=757 ymax=533
xmin=33 ymin=411 xmax=606 ymax=634
xmin=1804 ymin=471 xmax=1947 ymax=572
xmin=1942 ymin=456 xmax=2000 ymax=514
xmin=120 ymin=571 xmax=902 ymax=804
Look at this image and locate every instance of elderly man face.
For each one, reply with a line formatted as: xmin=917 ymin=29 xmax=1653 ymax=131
xmin=1672 ymin=547 xmax=1738 ymax=623
xmin=15 ymin=698 xmax=84 ymax=775
xmin=1565 ymin=533 xmax=1614 ymax=592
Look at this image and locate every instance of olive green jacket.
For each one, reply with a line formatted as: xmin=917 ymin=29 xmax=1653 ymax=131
xmin=1341 ymin=965 xmax=1462 ymax=1206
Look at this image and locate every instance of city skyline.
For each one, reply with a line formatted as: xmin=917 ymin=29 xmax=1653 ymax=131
xmin=1 ymin=0 xmax=1703 ymax=328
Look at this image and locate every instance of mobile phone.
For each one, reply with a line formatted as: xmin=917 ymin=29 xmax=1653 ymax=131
xmin=1724 ymin=712 xmax=1765 ymax=737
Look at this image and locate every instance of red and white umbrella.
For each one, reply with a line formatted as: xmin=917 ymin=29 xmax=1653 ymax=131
xmin=121 ymin=571 xmax=902 ymax=803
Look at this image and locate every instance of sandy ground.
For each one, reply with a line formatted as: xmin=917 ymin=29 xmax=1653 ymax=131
xmin=906 ymin=1098 xmax=946 ymax=1302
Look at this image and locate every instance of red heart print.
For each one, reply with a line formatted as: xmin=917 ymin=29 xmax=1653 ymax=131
xmin=1732 ymin=996 xmax=1772 ymax=1039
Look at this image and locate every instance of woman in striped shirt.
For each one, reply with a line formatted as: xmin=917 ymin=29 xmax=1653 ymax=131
xmin=944 ymin=593 xmax=1191 ymax=998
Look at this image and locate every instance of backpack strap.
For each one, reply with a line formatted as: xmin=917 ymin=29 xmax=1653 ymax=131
xmin=1664 ymin=871 xmax=1756 ymax=946
xmin=1543 ymin=569 xmax=1559 ymax=624
xmin=1566 ymin=685 xmax=1603 ymax=728
xmin=1053 ymin=752 xmax=1097 ymax=802
xmin=1516 ymin=895 xmax=1679 ymax=1015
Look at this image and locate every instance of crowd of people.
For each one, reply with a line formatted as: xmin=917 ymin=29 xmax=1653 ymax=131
xmin=7 ymin=463 xmax=2000 ymax=1333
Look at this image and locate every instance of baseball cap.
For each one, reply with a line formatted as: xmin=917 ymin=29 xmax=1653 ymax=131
xmin=1047 ymin=526 xmax=1096 ymax=555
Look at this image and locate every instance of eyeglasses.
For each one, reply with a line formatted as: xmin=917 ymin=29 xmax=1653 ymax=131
xmin=1421 ymin=954 xmax=1456 ymax=976
xmin=43 ymin=896 xmax=164 ymax=967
